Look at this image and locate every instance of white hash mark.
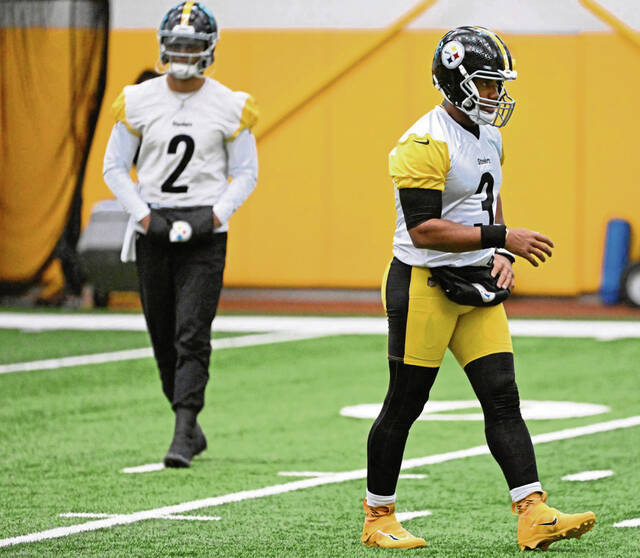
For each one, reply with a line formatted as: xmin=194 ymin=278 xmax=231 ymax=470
xmin=562 ymin=470 xmax=613 ymax=482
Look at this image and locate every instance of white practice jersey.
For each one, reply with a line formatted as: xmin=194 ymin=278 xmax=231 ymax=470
xmin=112 ymin=74 xmax=258 ymax=208
xmin=389 ymin=105 xmax=504 ymax=268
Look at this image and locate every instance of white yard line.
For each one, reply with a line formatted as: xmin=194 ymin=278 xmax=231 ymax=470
xmin=0 ymin=331 xmax=326 ymax=375
xmin=2 ymin=415 xmax=639 ymax=549
xmin=59 ymin=513 xmax=221 ymax=522
xmin=0 ymin=348 xmax=153 ymax=375
xmin=277 ymin=471 xmax=337 ymax=477
xmin=278 ymin=471 xmax=427 ymax=479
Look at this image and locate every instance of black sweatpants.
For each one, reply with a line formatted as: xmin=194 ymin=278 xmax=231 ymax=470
xmin=135 ymin=232 xmax=227 ymax=412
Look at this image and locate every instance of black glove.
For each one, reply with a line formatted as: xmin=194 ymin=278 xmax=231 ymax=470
xmin=146 ymin=206 xmax=214 ymax=245
xmin=147 ymin=209 xmax=172 ymax=243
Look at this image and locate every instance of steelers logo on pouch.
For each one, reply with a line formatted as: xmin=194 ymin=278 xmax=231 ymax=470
xmin=441 ymin=40 xmax=465 ymax=69
xmin=169 ymin=220 xmax=193 ymax=243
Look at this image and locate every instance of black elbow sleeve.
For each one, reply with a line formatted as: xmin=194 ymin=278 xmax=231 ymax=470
xmin=399 ymin=188 xmax=443 ymax=230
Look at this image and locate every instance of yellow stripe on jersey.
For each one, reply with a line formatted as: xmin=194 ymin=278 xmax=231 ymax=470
xmin=181 ymin=1 xmax=195 ymax=25
xmin=111 ymin=90 xmax=141 ymax=137
xmin=475 ymin=27 xmax=510 ymax=71
xmin=226 ymin=95 xmax=260 ymax=141
xmin=500 ymin=145 xmax=505 ymax=166
xmin=389 ymin=133 xmax=450 ymax=191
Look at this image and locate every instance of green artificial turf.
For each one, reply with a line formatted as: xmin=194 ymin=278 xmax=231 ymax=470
xmin=0 ymin=326 xmax=639 ymax=557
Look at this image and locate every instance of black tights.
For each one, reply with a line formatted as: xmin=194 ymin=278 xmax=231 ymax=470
xmin=367 ymin=360 xmax=438 ymax=495
xmin=464 ymin=352 xmax=538 ymax=489
xmin=366 ymin=353 xmax=538 ymax=496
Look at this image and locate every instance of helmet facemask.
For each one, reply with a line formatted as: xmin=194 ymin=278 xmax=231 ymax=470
xmin=158 ymin=24 xmax=217 ymax=79
xmin=457 ymin=67 xmax=517 ymax=127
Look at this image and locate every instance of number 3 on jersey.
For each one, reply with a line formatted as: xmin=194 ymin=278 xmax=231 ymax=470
xmin=474 ymin=172 xmax=495 ymax=225
xmin=161 ymin=134 xmax=195 ymax=193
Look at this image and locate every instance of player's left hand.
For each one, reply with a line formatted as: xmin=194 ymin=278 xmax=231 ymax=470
xmin=492 ymin=254 xmax=515 ymax=290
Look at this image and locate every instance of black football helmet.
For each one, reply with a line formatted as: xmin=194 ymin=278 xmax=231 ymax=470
xmin=157 ymin=2 xmax=218 ymax=79
xmin=432 ymin=26 xmax=517 ymax=127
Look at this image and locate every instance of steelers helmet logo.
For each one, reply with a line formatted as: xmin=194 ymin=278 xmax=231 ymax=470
xmin=441 ymin=40 xmax=465 ymax=69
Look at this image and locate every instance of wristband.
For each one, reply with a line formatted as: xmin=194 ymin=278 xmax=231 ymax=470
xmin=480 ymin=224 xmax=507 ymax=248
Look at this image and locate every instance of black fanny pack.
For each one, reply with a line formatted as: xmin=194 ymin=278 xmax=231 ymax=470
xmin=147 ymin=206 xmax=214 ymax=245
xmin=429 ymin=260 xmax=510 ymax=307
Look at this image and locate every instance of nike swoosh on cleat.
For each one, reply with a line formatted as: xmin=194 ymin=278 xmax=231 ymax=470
xmin=538 ymin=517 xmax=559 ymax=526
xmin=377 ymin=530 xmax=409 ymax=541
xmin=413 ymin=139 xmax=430 ymax=145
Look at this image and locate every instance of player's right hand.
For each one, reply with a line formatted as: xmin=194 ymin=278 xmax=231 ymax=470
xmin=505 ymin=228 xmax=554 ymax=267
xmin=139 ymin=214 xmax=151 ymax=233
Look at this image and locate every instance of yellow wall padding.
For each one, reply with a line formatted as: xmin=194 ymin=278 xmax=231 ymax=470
xmin=580 ymin=0 xmax=640 ymax=50
xmin=0 ymin=28 xmax=105 ymax=283
xmin=256 ymin=0 xmax=439 ymax=142
xmin=83 ymin=29 xmax=640 ymax=295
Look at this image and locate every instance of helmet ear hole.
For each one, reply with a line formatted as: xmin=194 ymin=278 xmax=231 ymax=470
xmin=462 ymin=98 xmax=473 ymax=109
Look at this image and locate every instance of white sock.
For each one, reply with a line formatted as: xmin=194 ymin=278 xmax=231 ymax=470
xmin=510 ymin=482 xmax=543 ymax=503
xmin=366 ymin=490 xmax=396 ymax=507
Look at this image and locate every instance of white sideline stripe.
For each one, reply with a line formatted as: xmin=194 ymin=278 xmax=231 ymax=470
xmin=4 ymin=316 xmax=640 ymax=376
xmin=0 ymin=331 xmax=325 ymax=375
xmin=59 ymin=513 xmax=221 ymax=522
xmin=122 ymin=463 xmax=165 ymax=474
xmin=614 ymin=518 xmax=640 ymax=528
xmin=396 ymin=510 xmax=432 ymax=522
xmin=2 ymin=415 xmax=639 ymax=549
xmin=3 ymin=312 xmax=640 ymax=339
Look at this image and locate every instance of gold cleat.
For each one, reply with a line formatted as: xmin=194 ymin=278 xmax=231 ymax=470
xmin=512 ymin=491 xmax=596 ymax=551
xmin=361 ymin=500 xmax=427 ymax=549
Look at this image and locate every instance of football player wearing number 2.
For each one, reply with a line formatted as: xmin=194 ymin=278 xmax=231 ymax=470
xmin=361 ymin=27 xmax=595 ymax=551
xmin=103 ymin=2 xmax=258 ymax=468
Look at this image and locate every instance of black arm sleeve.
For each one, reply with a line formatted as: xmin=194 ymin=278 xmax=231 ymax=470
xmin=398 ymin=188 xmax=443 ymax=230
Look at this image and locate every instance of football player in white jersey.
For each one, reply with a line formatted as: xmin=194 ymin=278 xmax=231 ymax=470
xmin=103 ymin=2 xmax=258 ymax=468
xmin=361 ymin=27 xmax=595 ymax=551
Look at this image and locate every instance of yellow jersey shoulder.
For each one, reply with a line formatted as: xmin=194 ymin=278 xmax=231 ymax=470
xmin=110 ymin=78 xmax=162 ymax=137
xmin=207 ymin=79 xmax=259 ymax=140
xmin=389 ymin=110 xmax=451 ymax=191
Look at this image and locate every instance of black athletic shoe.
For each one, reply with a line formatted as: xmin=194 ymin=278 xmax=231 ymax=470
xmin=164 ymin=432 xmax=194 ymax=468
xmin=192 ymin=422 xmax=207 ymax=457
xmin=164 ymin=408 xmax=197 ymax=468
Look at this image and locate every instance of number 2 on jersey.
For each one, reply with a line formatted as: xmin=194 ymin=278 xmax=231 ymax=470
xmin=161 ymin=134 xmax=195 ymax=193
xmin=474 ymin=172 xmax=495 ymax=225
